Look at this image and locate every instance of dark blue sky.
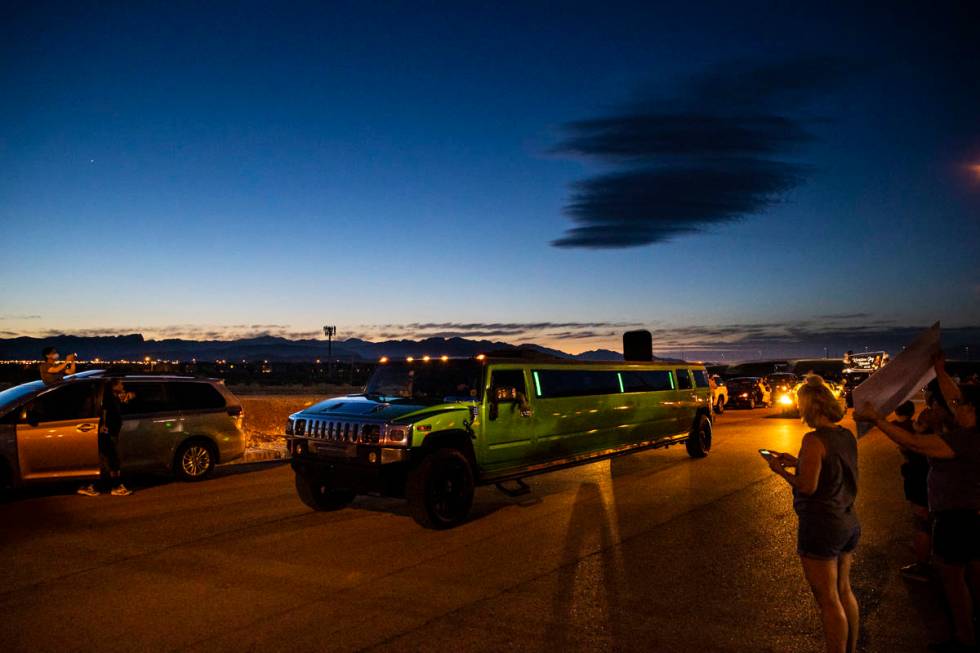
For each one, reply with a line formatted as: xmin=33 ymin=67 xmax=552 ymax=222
xmin=1 ymin=1 xmax=977 ymax=357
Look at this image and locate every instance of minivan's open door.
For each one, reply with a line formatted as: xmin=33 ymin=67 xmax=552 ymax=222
xmin=17 ymin=381 xmax=101 ymax=480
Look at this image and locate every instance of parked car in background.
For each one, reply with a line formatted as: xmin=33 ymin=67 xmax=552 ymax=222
xmin=766 ymin=373 xmax=799 ymax=411
xmin=0 ymin=372 xmax=246 ymax=488
xmin=725 ymin=377 xmax=771 ymax=409
xmin=779 ymin=375 xmax=846 ymax=416
xmin=709 ymin=375 xmax=728 ymax=414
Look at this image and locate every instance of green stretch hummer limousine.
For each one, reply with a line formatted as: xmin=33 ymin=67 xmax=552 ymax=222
xmin=287 ymin=343 xmax=713 ymax=528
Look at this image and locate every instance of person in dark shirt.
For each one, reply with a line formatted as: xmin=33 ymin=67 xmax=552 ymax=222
xmin=38 ymin=346 xmax=76 ymax=385
xmin=892 ymin=400 xmax=932 ymax=582
xmin=767 ymin=375 xmax=860 ymax=653
xmin=77 ymin=379 xmax=134 ymax=497
xmin=856 ymin=354 xmax=980 ymax=651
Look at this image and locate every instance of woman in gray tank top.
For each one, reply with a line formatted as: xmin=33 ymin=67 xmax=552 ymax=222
xmin=766 ymin=375 xmax=860 ymax=653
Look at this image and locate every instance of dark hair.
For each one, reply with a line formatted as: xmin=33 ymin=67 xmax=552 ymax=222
xmin=42 ymin=346 xmax=56 ymax=357
xmin=895 ymin=401 xmax=915 ymax=418
xmin=925 ymin=379 xmax=950 ymax=412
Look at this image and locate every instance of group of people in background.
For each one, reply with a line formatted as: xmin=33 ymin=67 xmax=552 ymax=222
xmin=765 ymin=352 xmax=979 ymax=653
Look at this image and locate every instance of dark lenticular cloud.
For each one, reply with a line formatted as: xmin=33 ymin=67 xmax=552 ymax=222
xmin=551 ymin=57 xmax=848 ymax=249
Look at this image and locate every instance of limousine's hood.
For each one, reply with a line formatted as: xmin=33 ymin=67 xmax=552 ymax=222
xmin=294 ymin=394 xmax=471 ymax=423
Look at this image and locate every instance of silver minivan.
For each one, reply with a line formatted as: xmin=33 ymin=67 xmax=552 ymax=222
xmin=0 ymin=372 xmax=246 ymax=487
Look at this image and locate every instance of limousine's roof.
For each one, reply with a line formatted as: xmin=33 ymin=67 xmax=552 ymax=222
xmin=64 ymin=370 xmax=220 ymax=382
xmin=375 ymin=352 xmax=700 ymax=367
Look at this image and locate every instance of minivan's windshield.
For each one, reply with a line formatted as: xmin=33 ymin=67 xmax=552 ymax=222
xmin=364 ymin=361 xmax=483 ymax=404
xmin=0 ymin=380 xmax=45 ymax=412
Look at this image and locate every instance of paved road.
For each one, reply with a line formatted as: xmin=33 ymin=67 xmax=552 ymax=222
xmin=0 ymin=409 xmax=946 ymax=652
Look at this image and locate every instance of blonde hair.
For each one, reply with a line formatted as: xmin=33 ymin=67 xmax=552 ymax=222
xmin=796 ymin=374 xmax=845 ymax=427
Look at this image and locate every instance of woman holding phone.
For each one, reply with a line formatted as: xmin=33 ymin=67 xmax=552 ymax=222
xmin=765 ymin=375 xmax=859 ymax=653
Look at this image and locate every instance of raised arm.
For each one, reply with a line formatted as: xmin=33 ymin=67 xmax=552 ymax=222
xmin=854 ymin=403 xmax=956 ymax=459
xmin=933 ymin=353 xmax=968 ymax=428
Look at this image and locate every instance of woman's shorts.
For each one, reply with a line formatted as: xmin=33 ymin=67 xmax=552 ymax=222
xmin=933 ymin=510 xmax=980 ymax=565
xmin=798 ymin=515 xmax=861 ymax=560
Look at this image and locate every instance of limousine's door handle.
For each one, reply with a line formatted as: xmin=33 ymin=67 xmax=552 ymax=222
xmin=76 ymin=423 xmax=96 ymax=433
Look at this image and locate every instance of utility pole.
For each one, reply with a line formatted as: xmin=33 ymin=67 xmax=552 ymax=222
xmin=323 ymin=325 xmax=336 ymax=381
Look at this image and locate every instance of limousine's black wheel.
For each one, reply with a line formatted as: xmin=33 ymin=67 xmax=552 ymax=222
xmin=686 ymin=415 xmax=712 ymax=458
xmin=174 ymin=440 xmax=216 ymax=482
xmin=294 ymin=473 xmax=356 ymax=511
xmin=406 ymin=448 xmax=474 ymax=529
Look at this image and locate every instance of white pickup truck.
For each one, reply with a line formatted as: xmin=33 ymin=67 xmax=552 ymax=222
xmin=709 ymin=375 xmax=728 ymax=414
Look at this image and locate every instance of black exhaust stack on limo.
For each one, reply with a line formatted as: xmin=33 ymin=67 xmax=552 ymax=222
xmin=623 ymin=329 xmax=653 ymax=362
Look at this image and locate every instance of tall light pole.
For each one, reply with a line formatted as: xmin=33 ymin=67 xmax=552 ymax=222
xmin=323 ymin=325 xmax=336 ymax=379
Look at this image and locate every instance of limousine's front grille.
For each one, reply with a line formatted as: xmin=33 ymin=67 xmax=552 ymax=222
xmin=295 ymin=418 xmax=381 ymax=444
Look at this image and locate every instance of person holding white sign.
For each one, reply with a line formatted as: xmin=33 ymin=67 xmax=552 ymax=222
xmin=855 ymin=353 xmax=980 ymax=652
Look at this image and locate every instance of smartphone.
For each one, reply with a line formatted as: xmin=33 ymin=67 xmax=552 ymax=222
xmin=758 ymin=448 xmax=776 ymax=459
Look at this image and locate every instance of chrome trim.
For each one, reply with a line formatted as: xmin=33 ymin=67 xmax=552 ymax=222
xmin=291 ymin=416 xmax=411 ymax=447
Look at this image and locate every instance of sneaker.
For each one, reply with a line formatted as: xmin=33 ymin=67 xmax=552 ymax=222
xmin=76 ymin=484 xmax=100 ymax=497
xmin=110 ymin=484 xmax=133 ymax=496
xmin=900 ymin=561 xmax=932 ymax=582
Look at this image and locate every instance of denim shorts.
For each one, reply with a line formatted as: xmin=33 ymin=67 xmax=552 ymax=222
xmin=798 ymin=514 xmax=861 ymax=560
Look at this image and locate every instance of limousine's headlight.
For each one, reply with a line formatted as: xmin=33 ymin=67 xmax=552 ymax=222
xmin=383 ymin=425 xmax=412 ymax=446
xmin=740 ymin=392 xmax=749 ymax=398
xmin=778 ymin=394 xmax=793 ymax=406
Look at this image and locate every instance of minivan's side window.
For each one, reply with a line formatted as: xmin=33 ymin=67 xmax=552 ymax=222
xmin=619 ymin=370 xmax=674 ymax=393
xmin=675 ymin=370 xmax=693 ymax=390
xmin=121 ymin=383 xmax=179 ymax=416
xmin=170 ymin=382 xmax=225 ymax=411
xmin=692 ymin=370 xmax=709 ymax=388
xmin=490 ymin=370 xmax=527 ymax=401
xmin=533 ymin=370 xmax=620 ymax=398
xmin=26 ymin=382 xmax=99 ymax=423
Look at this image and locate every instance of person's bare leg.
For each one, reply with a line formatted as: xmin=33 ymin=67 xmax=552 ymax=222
xmin=938 ymin=561 xmax=976 ymax=645
xmin=837 ymin=553 xmax=860 ymax=653
xmin=801 ymin=555 xmax=848 ymax=653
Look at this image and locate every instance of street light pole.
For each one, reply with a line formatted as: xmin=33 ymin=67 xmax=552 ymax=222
xmin=323 ymin=325 xmax=336 ymax=381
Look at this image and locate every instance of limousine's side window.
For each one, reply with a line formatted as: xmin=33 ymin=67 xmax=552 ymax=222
xmin=171 ymin=383 xmax=225 ymax=411
xmin=533 ymin=370 xmax=620 ymax=398
xmin=692 ymin=370 xmax=710 ymax=388
xmin=619 ymin=370 xmax=674 ymax=393
xmin=491 ymin=370 xmax=527 ymax=402
xmin=675 ymin=370 xmax=693 ymax=390
xmin=122 ymin=383 xmax=178 ymax=416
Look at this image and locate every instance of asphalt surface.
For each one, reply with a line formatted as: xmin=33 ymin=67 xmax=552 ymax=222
xmin=0 ymin=408 xmax=950 ymax=652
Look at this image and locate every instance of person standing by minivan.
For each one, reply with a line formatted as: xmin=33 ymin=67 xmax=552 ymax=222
xmin=77 ymin=379 xmax=134 ymax=497
xmin=766 ymin=375 xmax=860 ymax=653
xmin=38 ymin=346 xmax=76 ymax=385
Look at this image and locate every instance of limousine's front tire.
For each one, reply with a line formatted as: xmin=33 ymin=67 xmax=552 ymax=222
xmin=686 ymin=414 xmax=712 ymax=458
xmin=406 ymin=448 xmax=474 ymax=529
xmin=294 ymin=473 xmax=356 ymax=511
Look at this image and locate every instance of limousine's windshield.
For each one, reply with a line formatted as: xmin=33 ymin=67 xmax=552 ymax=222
xmin=364 ymin=360 xmax=483 ymax=404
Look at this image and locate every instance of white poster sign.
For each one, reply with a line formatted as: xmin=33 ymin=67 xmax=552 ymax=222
xmin=852 ymin=322 xmax=940 ymax=434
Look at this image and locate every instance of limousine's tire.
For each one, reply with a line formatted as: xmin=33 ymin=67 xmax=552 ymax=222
xmin=406 ymin=448 xmax=475 ymax=529
xmin=686 ymin=415 xmax=712 ymax=458
xmin=294 ymin=473 xmax=356 ymax=511
xmin=174 ymin=440 xmax=216 ymax=482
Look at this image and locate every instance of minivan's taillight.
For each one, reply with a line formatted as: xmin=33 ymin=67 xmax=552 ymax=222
xmin=227 ymin=406 xmax=242 ymax=416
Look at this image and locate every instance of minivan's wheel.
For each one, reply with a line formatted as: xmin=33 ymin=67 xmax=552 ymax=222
xmin=715 ymin=397 xmax=725 ymax=414
xmin=406 ymin=448 xmax=475 ymax=529
xmin=174 ymin=440 xmax=216 ymax=482
xmin=294 ymin=473 xmax=356 ymax=511
xmin=686 ymin=414 xmax=712 ymax=458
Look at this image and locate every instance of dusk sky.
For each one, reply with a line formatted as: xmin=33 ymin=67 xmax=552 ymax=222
xmin=1 ymin=1 xmax=978 ymax=358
